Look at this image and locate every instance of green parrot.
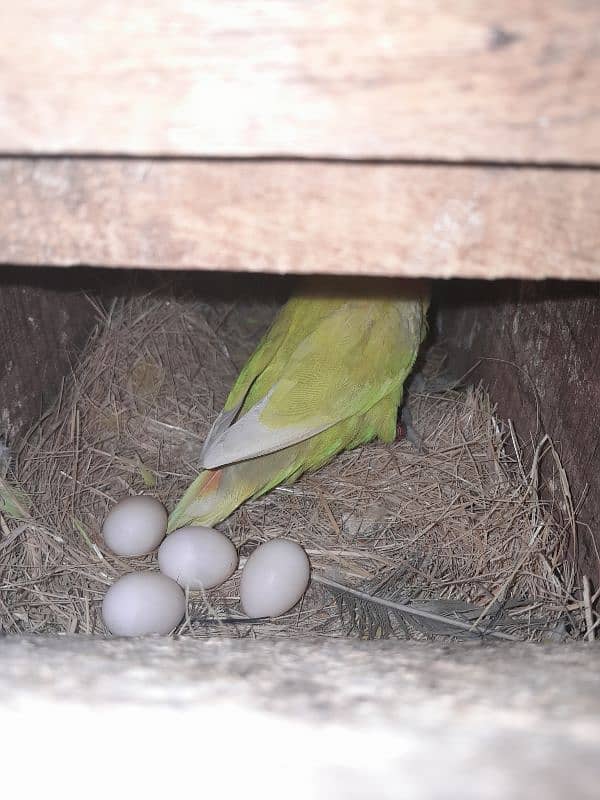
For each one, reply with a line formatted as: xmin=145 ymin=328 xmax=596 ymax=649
xmin=167 ymin=279 xmax=430 ymax=532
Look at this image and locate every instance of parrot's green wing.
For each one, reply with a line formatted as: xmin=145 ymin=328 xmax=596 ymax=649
xmin=169 ymin=284 xmax=430 ymax=531
xmin=199 ymin=303 xmax=294 ymax=452
xmin=201 ymin=299 xmax=423 ymax=469
xmin=202 ymin=293 xmax=337 ymax=453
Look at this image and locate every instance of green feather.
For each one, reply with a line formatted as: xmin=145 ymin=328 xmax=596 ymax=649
xmin=168 ymin=281 xmax=429 ymax=532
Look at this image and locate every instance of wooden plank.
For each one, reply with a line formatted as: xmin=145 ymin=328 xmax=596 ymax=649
xmin=0 ymin=269 xmax=96 ymax=445
xmin=1 ymin=159 xmax=599 ymax=279
xmin=441 ymin=281 xmax=600 ymax=582
xmin=3 ymin=637 xmax=600 ymax=800
xmin=1 ymin=1 xmax=600 ymax=162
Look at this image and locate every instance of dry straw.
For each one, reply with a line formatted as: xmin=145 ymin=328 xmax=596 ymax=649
xmin=0 ymin=286 xmax=590 ymax=640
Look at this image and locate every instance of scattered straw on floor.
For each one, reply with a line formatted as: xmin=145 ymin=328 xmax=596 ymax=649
xmin=0 ymin=288 xmax=588 ymax=639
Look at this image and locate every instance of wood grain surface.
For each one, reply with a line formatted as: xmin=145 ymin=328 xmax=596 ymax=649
xmin=0 ymin=269 xmax=98 ymax=445
xmin=3 ymin=637 xmax=600 ymax=800
xmin=1 ymin=159 xmax=599 ymax=279
xmin=2 ymin=1 xmax=599 ymax=162
xmin=441 ymin=281 xmax=600 ymax=580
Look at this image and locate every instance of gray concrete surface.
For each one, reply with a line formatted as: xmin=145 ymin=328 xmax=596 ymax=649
xmin=1 ymin=635 xmax=599 ymax=799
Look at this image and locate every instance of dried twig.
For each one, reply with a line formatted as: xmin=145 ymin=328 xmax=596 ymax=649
xmin=583 ymin=575 xmax=595 ymax=643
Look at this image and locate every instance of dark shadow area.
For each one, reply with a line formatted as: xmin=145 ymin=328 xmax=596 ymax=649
xmin=438 ymin=278 xmax=600 ymax=583
xmin=0 ymin=265 xmax=294 ymax=304
xmin=435 ymin=278 xmax=600 ymax=310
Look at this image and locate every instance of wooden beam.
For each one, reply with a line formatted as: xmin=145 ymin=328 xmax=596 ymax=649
xmin=0 ymin=270 xmax=97 ymax=443
xmin=441 ymin=281 xmax=600 ymax=581
xmin=2 ymin=2 xmax=600 ymax=162
xmin=3 ymin=637 xmax=600 ymax=799
xmin=0 ymin=159 xmax=599 ymax=279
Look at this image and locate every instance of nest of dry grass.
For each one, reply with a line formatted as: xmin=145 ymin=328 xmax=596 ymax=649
xmin=0 ymin=286 xmax=589 ymax=640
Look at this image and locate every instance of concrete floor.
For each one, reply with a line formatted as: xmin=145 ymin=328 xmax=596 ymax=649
xmin=1 ymin=636 xmax=599 ymax=799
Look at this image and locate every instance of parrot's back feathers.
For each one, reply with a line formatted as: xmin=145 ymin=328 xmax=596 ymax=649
xmin=169 ymin=283 xmax=431 ymax=530
xmin=201 ymin=298 xmax=427 ymax=470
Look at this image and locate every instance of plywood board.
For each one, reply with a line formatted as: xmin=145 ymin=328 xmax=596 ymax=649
xmin=441 ymin=281 xmax=600 ymax=580
xmin=2 ymin=1 xmax=599 ymax=162
xmin=2 ymin=637 xmax=600 ymax=800
xmin=0 ymin=269 xmax=96 ymax=444
xmin=1 ymin=159 xmax=599 ymax=279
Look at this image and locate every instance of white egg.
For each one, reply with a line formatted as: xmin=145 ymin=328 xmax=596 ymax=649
xmin=240 ymin=539 xmax=311 ymax=618
xmin=102 ymin=572 xmax=185 ymax=636
xmin=158 ymin=526 xmax=238 ymax=590
xmin=102 ymin=495 xmax=167 ymax=556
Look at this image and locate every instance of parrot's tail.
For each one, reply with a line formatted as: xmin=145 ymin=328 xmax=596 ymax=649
xmin=167 ymin=445 xmax=302 ymax=532
xmin=167 ymin=468 xmax=244 ymax=532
